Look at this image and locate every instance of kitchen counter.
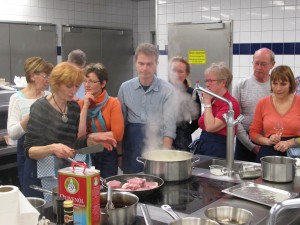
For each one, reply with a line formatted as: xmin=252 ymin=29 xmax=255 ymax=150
xmin=45 ymin=155 xmax=300 ymax=225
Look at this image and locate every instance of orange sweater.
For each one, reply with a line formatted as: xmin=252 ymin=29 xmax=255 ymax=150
xmin=78 ymin=91 xmax=124 ymax=141
xmin=250 ymin=95 xmax=300 ymax=141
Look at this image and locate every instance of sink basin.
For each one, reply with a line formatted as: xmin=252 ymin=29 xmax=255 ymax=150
xmin=194 ymin=157 xmax=242 ymax=171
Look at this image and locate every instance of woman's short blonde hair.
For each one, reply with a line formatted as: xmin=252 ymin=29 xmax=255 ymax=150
xmin=49 ymin=62 xmax=83 ymax=93
xmin=271 ymin=65 xmax=296 ymax=94
xmin=205 ymin=62 xmax=232 ymax=89
xmin=24 ymin=57 xmax=53 ymax=83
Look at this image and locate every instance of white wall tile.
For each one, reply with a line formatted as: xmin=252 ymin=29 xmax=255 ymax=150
xmin=251 ymin=31 xmax=261 ymax=42
xmin=284 ymin=18 xmax=296 ymax=30
xmin=262 ymin=19 xmax=272 ymax=31
xmin=284 ymin=6 xmax=296 ymax=18
xmin=273 ymin=30 xmax=284 ymax=42
xmin=240 ymin=31 xmax=251 ymax=43
xmin=283 ymin=55 xmax=295 ymax=67
xmin=261 ymin=31 xmax=273 ymax=42
xmin=251 ymin=19 xmax=261 ymax=31
xmin=284 ymin=30 xmax=296 ymax=42
xmin=240 ymin=8 xmax=250 ymax=20
xmin=251 ymin=0 xmax=261 ymax=8
xmin=251 ymin=7 xmax=261 ymax=20
xmin=239 ymin=55 xmax=251 ymax=66
xmin=240 ymin=1 xmax=250 ymax=9
xmin=273 ymin=6 xmax=284 ymax=19
xmin=230 ymin=0 xmax=240 ymax=10
xmin=273 ymin=18 xmax=284 ymax=30
xmin=240 ymin=20 xmax=250 ymax=31
xmin=262 ymin=7 xmax=272 ymax=19
xmin=220 ymin=0 xmax=230 ymax=10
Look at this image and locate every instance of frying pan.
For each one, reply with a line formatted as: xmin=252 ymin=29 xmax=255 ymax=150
xmin=102 ymin=174 xmax=164 ymax=198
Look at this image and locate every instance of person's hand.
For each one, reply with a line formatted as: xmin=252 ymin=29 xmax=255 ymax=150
xmin=274 ymin=139 xmax=294 ymax=152
xmin=268 ymin=134 xmax=281 ymax=145
xmin=87 ymin=132 xmax=117 ymax=149
xmin=252 ymin=145 xmax=261 ymax=155
xmin=83 ymin=92 xmax=95 ymax=108
xmin=202 ymin=92 xmax=213 ymax=104
xmin=52 ymin=143 xmax=75 ymax=158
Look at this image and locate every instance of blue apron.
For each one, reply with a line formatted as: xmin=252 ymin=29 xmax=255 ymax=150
xmin=23 ymin=158 xmax=43 ymax=198
xmin=255 ymin=136 xmax=292 ymax=163
xmin=17 ymin=135 xmax=26 ymax=191
xmin=195 ymin=131 xmax=227 ymax=158
xmin=122 ymin=123 xmax=146 ymax=174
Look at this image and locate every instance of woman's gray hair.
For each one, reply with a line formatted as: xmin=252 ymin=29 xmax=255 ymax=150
xmin=205 ymin=62 xmax=232 ymax=89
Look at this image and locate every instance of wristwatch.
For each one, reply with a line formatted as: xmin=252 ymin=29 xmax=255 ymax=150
xmin=204 ymin=104 xmax=212 ymax=108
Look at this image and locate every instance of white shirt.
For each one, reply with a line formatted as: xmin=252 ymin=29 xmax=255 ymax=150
xmin=7 ymin=91 xmax=50 ymax=140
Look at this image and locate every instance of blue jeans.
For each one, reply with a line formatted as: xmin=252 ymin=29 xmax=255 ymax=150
xmin=92 ymin=148 xmax=117 ymax=179
xmin=195 ymin=131 xmax=227 ymax=158
xmin=122 ymin=123 xmax=146 ymax=174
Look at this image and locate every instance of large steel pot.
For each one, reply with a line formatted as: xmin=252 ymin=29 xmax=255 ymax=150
xmin=137 ymin=150 xmax=200 ymax=182
xmin=100 ymin=191 xmax=139 ymax=225
xmin=261 ymin=156 xmax=296 ymax=183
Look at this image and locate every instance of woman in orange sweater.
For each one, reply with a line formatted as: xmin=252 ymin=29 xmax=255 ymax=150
xmin=250 ymin=65 xmax=300 ymax=162
xmin=78 ymin=63 xmax=124 ymax=178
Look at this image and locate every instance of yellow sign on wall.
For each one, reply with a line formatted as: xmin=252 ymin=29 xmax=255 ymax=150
xmin=188 ymin=50 xmax=206 ymax=64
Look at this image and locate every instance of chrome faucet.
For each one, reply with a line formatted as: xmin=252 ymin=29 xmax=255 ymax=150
xmin=194 ymin=82 xmax=244 ymax=176
xmin=268 ymin=198 xmax=300 ymax=225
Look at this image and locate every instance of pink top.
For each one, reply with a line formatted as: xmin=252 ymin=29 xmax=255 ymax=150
xmin=198 ymin=91 xmax=241 ymax=136
xmin=250 ymin=95 xmax=300 ymax=140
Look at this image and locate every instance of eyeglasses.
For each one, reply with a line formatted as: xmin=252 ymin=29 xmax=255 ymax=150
xmin=204 ymin=79 xmax=224 ymax=83
xmin=40 ymin=74 xmax=50 ymax=79
xmin=83 ymin=79 xmax=101 ymax=85
xmin=253 ymin=61 xmax=271 ymax=68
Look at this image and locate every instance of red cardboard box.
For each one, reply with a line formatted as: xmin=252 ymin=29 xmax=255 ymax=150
xmin=58 ymin=162 xmax=100 ymax=225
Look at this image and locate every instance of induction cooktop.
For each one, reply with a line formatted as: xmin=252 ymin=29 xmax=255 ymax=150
xmin=139 ymin=176 xmax=237 ymax=214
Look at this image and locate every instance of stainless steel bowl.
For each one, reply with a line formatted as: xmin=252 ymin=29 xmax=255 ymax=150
xmin=26 ymin=197 xmax=46 ymax=217
xmin=205 ymin=206 xmax=253 ymax=225
xmin=169 ymin=217 xmax=220 ymax=225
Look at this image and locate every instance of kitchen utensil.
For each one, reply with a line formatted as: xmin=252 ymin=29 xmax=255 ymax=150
xmin=161 ymin=204 xmax=220 ymax=225
xmin=136 ymin=150 xmax=200 ymax=181
xmin=76 ymin=144 xmax=104 ymax=154
xmin=261 ymin=156 xmax=296 ymax=182
xmin=209 ymin=165 xmax=228 ymax=176
xmin=238 ymin=163 xmax=261 ymax=179
xmin=100 ymin=191 xmax=139 ymax=225
xmin=222 ymin=182 xmax=298 ymax=207
xmin=102 ymin=174 xmax=164 ymax=198
xmin=140 ymin=204 xmax=153 ymax=225
xmin=26 ymin=197 xmax=46 ymax=219
xmin=205 ymin=206 xmax=253 ymax=225
xmin=105 ymin=185 xmax=115 ymax=209
xmin=29 ymin=185 xmax=58 ymax=215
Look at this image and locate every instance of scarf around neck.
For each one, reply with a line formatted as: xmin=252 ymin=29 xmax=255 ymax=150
xmin=87 ymin=90 xmax=110 ymax=132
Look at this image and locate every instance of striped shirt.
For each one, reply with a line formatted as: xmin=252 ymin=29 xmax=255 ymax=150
xmin=24 ymin=97 xmax=86 ymax=162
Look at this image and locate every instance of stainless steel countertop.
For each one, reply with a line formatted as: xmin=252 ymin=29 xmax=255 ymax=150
xmin=137 ymin=166 xmax=300 ymax=225
xmin=46 ymin=155 xmax=300 ymax=225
